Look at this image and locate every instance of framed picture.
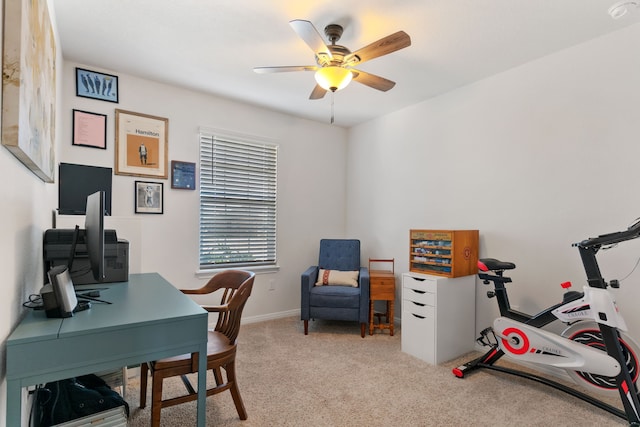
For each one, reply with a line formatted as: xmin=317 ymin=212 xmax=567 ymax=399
xmin=1 ymin=0 xmax=57 ymax=182
xmin=76 ymin=67 xmax=119 ymax=103
xmin=135 ymin=181 xmax=163 ymax=214
xmin=72 ymin=110 xmax=107 ymax=149
xmin=171 ymin=161 xmax=196 ymax=190
xmin=115 ymin=109 xmax=169 ymax=179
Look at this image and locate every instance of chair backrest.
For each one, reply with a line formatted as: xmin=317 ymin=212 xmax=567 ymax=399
xmin=214 ymin=270 xmax=254 ymax=343
xmin=188 ymin=270 xmax=255 ymax=344
xmin=217 ymin=273 xmax=254 ymax=344
xmin=318 ymin=239 xmax=361 ymax=271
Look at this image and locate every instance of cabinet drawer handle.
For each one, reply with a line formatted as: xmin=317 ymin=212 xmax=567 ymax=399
xmin=411 ymin=301 xmax=425 ymax=307
xmin=411 ymin=289 xmax=426 ymax=294
xmin=413 ymin=277 xmax=426 ymax=282
xmin=411 ymin=313 xmax=426 ymax=319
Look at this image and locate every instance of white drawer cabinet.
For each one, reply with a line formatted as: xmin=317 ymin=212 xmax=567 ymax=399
xmin=401 ymin=272 xmax=476 ymax=365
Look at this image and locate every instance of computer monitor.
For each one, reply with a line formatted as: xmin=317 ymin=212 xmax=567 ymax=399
xmin=85 ymin=191 xmax=105 ymax=282
xmin=58 ymin=163 xmax=112 ymax=215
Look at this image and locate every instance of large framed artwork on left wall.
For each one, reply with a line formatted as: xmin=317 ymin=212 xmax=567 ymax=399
xmin=1 ymin=0 xmax=57 ymax=182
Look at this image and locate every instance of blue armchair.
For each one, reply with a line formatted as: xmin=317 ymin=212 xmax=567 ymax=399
xmin=301 ymin=239 xmax=370 ymax=338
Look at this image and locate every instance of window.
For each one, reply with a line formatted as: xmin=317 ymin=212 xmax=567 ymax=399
xmin=199 ymin=130 xmax=277 ymax=270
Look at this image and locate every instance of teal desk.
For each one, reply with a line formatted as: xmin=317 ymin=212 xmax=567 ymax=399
xmin=6 ymin=273 xmax=209 ymax=426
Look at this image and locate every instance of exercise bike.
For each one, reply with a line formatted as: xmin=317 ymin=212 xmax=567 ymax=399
xmin=453 ymin=219 xmax=640 ymax=425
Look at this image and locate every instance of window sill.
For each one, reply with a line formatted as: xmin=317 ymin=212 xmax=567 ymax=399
xmin=195 ymin=264 xmax=280 ymax=279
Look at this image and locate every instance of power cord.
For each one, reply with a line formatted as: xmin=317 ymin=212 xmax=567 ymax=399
xmin=29 ymin=385 xmax=50 ymax=427
xmin=599 ymin=216 xmax=640 ymax=284
xmin=618 ymin=254 xmax=640 ymax=283
xmin=23 ymin=294 xmax=43 ymax=310
xmin=601 ymin=241 xmax=640 ymax=284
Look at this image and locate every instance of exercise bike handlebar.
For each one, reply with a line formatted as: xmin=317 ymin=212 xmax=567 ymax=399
xmin=575 ymin=217 xmax=640 ymax=249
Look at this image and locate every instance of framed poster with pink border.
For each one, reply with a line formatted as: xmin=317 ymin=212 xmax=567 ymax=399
xmin=72 ymin=109 xmax=107 ymax=149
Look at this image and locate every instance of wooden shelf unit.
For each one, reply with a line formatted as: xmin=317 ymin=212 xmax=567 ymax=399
xmin=368 ymin=258 xmax=395 ymax=336
xmin=409 ymin=229 xmax=479 ymax=278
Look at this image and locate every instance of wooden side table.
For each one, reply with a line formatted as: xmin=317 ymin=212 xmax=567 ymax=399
xmin=368 ymin=258 xmax=395 ymax=336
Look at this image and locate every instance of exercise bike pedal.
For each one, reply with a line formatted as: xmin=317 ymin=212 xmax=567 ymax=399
xmin=476 ymin=327 xmax=498 ymax=347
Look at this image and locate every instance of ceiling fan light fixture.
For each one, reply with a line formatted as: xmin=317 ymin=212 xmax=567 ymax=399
xmin=314 ymin=66 xmax=353 ymax=92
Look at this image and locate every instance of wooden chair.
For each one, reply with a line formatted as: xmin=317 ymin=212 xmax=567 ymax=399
xmin=139 ymin=270 xmax=255 ymax=426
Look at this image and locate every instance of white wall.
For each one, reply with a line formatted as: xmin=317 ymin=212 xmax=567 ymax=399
xmin=0 ymin=1 xmax=64 ymax=422
xmin=5 ymin=11 xmax=640 ymax=427
xmin=0 ymin=131 xmax=56 ymax=427
xmin=347 ymin=23 xmax=640 ymax=339
xmin=1 ymin=31 xmax=348 ymax=427
xmin=1 ymin=72 xmax=347 ymax=427
xmin=58 ymin=60 xmax=349 ymax=321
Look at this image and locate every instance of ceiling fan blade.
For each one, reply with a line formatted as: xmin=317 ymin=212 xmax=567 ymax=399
xmin=289 ymin=19 xmax=333 ymax=60
xmin=351 ymin=69 xmax=396 ymax=92
xmin=309 ymin=84 xmax=327 ymax=100
xmin=344 ymin=31 xmax=411 ymax=65
xmin=253 ymin=65 xmax=317 ymax=74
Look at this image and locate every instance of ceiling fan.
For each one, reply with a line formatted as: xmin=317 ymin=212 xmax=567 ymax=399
xmin=254 ymin=19 xmax=411 ymax=100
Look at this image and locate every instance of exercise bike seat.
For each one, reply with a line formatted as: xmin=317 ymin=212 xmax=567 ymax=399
xmin=478 ymin=258 xmax=516 ymax=272
xmin=562 ymin=290 xmax=584 ymax=303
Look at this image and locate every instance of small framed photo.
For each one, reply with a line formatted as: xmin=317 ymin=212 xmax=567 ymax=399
xmin=115 ymin=109 xmax=169 ymax=179
xmin=72 ymin=109 xmax=107 ymax=149
xmin=135 ymin=181 xmax=163 ymax=214
xmin=171 ymin=161 xmax=196 ymax=190
xmin=76 ymin=68 xmax=119 ymax=103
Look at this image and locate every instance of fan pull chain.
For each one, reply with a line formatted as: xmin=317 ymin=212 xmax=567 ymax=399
xmin=330 ymin=92 xmax=335 ymax=124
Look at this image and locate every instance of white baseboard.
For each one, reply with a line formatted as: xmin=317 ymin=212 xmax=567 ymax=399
xmin=240 ymin=311 xmax=402 ymax=328
xmin=240 ymin=309 xmax=300 ymax=325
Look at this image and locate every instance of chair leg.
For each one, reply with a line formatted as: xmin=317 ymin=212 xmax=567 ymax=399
xmin=179 ymin=374 xmax=197 ymax=395
xmin=213 ymin=366 xmax=224 ymax=386
xmin=360 ymin=323 xmax=365 ymax=338
xmin=151 ymin=370 xmax=164 ymax=427
xmin=304 ymin=320 xmax=309 ymax=335
xmin=226 ymin=361 xmax=248 ymax=420
xmin=139 ymin=363 xmax=148 ymax=409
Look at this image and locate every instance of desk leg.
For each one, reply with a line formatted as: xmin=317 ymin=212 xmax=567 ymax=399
xmin=7 ymin=379 xmax=20 ymax=426
xmin=196 ymin=342 xmax=207 ymax=426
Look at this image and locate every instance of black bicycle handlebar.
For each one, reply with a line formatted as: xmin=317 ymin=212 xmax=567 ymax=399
xmin=575 ymin=217 xmax=640 ymax=249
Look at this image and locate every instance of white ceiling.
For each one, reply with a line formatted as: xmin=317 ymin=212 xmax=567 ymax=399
xmin=51 ymin=0 xmax=640 ymax=127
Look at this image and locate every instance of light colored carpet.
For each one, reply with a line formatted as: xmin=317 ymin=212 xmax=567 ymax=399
xmin=125 ymin=316 xmax=626 ymax=426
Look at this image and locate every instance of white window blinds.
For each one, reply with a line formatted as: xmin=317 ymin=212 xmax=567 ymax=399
xmin=199 ymin=131 xmax=277 ymax=269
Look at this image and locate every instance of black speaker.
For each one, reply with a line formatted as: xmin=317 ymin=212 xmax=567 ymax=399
xmin=42 ymin=266 xmax=78 ymax=318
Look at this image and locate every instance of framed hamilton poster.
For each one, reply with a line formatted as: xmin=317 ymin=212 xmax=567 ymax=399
xmin=115 ymin=109 xmax=168 ymax=178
